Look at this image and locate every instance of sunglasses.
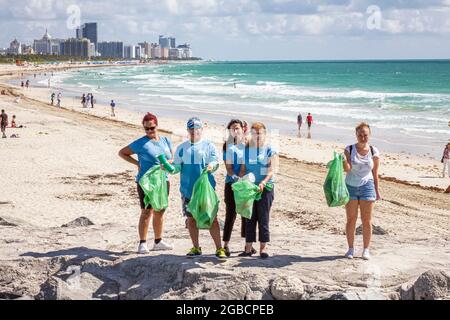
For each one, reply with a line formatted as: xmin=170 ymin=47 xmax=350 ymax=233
xmin=144 ymin=126 xmax=157 ymax=132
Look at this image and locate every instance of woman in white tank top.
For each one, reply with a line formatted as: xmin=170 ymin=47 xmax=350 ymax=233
xmin=342 ymin=123 xmax=381 ymax=260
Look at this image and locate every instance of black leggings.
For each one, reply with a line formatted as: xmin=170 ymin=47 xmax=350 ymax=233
xmin=223 ymin=183 xmax=246 ymax=242
xmin=245 ymin=188 xmax=274 ymax=243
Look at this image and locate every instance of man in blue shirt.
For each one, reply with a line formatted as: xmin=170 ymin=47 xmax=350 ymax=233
xmin=172 ymin=117 xmax=227 ymax=260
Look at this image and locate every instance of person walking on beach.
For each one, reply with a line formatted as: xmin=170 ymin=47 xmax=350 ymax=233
xmin=171 ymin=117 xmax=227 ymax=260
xmin=222 ymin=119 xmax=248 ymax=257
xmin=238 ymin=122 xmax=277 ymax=259
xmin=50 ymin=92 xmax=55 ymax=106
xmin=25 ymin=80 xmax=29 ymax=89
xmin=86 ymin=94 xmax=91 ymax=108
xmin=21 ymin=81 xmax=24 ymax=88
xmin=110 ymin=100 xmax=116 ymax=117
xmin=343 ymin=122 xmax=381 ymax=260
xmin=442 ymin=143 xmax=450 ymax=178
xmin=56 ymin=92 xmax=62 ymax=107
xmin=90 ymin=93 xmax=95 ymax=108
xmin=306 ymin=113 xmax=313 ymax=131
xmin=1 ymin=110 xmax=8 ymax=138
xmin=118 ymin=113 xmax=174 ymax=254
xmin=81 ymin=94 xmax=86 ymax=108
xmin=297 ymin=113 xmax=303 ymax=136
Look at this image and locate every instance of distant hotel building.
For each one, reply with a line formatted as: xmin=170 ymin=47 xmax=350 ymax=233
xmin=33 ymin=30 xmax=64 ymax=55
xmin=7 ymin=38 xmax=22 ymax=55
xmin=76 ymin=23 xmax=98 ymax=50
xmin=60 ymin=38 xmax=93 ymax=58
xmin=150 ymin=43 xmax=161 ymax=59
xmin=177 ymin=44 xmax=192 ymax=59
xmin=159 ymin=35 xmax=176 ymax=49
xmin=98 ymin=41 xmax=124 ymax=58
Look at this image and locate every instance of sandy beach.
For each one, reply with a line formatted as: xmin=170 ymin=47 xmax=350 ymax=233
xmin=0 ymin=64 xmax=449 ymax=300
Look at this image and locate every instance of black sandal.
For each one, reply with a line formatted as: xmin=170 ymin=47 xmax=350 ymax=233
xmin=260 ymin=252 xmax=269 ymax=259
xmin=238 ymin=251 xmax=253 ymax=257
xmin=224 ymin=246 xmax=231 ymax=257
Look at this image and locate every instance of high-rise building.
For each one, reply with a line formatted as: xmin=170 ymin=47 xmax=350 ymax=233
xmin=33 ymin=30 xmax=65 ymax=55
xmin=138 ymin=42 xmax=151 ymax=58
xmin=124 ymin=45 xmax=136 ymax=59
xmin=150 ymin=44 xmax=161 ymax=59
xmin=60 ymin=38 xmax=92 ymax=58
xmin=159 ymin=35 xmax=176 ymax=49
xmin=135 ymin=46 xmax=142 ymax=59
xmin=98 ymin=42 xmax=124 ymax=58
xmin=169 ymin=48 xmax=182 ymax=59
xmin=177 ymin=44 xmax=192 ymax=59
xmin=161 ymin=47 xmax=169 ymax=59
xmin=21 ymin=44 xmax=34 ymax=55
xmin=76 ymin=23 xmax=98 ymax=49
xmin=33 ymin=29 xmax=51 ymax=54
xmin=7 ymin=38 xmax=22 ymax=55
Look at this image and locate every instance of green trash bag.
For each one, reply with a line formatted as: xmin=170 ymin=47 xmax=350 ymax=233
xmin=323 ymin=152 xmax=350 ymax=207
xmin=187 ymin=169 xmax=219 ymax=229
xmin=138 ymin=165 xmax=169 ymax=212
xmin=232 ymin=180 xmax=262 ymax=219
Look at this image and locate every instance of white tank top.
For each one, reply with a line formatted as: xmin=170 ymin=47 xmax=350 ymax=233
xmin=345 ymin=144 xmax=380 ymax=187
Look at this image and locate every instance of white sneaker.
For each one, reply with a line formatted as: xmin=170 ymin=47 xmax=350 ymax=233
xmin=362 ymin=249 xmax=371 ymax=260
xmin=345 ymin=248 xmax=354 ymax=259
xmin=152 ymin=240 xmax=173 ymax=251
xmin=138 ymin=243 xmax=149 ymax=254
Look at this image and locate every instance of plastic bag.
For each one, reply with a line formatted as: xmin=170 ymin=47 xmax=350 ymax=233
xmin=138 ymin=165 xmax=169 ymax=212
xmin=232 ymin=180 xmax=262 ymax=219
xmin=323 ymin=152 xmax=350 ymax=207
xmin=187 ymin=169 xmax=219 ymax=229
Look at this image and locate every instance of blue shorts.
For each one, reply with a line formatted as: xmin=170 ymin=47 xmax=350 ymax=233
xmin=181 ymin=196 xmax=193 ymax=218
xmin=346 ymin=180 xmax=376 ymax=202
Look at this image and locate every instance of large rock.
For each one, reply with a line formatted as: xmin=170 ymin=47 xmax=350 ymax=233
xmin=399 ymin=283 xmax=414 ymax=300
xmin=412 ymin=270 xmax=449 ymax=300
xmin=61 ymin=217 xmax=94 ymax=228
xmin=270 ymin=276 xmax=305 ymax=300
xmin=202 ymin=284 xmax=249 ymax=300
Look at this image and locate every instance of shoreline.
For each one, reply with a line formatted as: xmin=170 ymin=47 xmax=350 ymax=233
xmin=1 ymin=63 xmax=449 ymax=191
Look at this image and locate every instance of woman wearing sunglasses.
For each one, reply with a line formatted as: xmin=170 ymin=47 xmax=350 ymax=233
xmin=119 ymin=113 xmax=174 ymax=254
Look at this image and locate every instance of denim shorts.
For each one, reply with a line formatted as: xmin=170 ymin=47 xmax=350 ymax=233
xmin=346 ymin=180 xmax=376 ymax=202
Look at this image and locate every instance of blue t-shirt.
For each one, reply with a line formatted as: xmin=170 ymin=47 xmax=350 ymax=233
xmin=173 ymin=140 xmax=218 ymax=199
xmin=244 ymin=145 xmax=277 ymax=185
xmin=129 ymin=135 xmax=173 ymax=182
xmin=223 ymin=143 xmax=245 ymax=184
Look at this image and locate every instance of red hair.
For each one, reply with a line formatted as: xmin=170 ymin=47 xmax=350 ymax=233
xmin=142 ymin=113 xmax=158 ymax=126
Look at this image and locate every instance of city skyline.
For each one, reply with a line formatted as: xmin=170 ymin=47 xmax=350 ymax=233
xmin=1 ymin=0 xmax=450 ymax=60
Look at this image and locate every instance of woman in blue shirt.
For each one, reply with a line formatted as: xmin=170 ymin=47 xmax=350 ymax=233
xmin=119 ymin=113 xmax=174 ymax=254
xmin=222 ymin=119 xmax=249 ymax=257
xmin=239 ymin=122 xmax=277 ymax=259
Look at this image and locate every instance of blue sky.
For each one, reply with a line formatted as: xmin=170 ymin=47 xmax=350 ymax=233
xmin=1 ymin=0 xmax=450 ymax=60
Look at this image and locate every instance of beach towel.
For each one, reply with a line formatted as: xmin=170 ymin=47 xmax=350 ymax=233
xmin=138 ymin=165 xmax=168 ymax=212
xmin=324 ymin=152 xmax=350 ymax=207
xmin=187 ymin=169 xmax=219 ymax=229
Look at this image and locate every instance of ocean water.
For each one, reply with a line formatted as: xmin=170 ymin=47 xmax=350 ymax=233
xmin=49 ymin=60 xmax=450 ymax=156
